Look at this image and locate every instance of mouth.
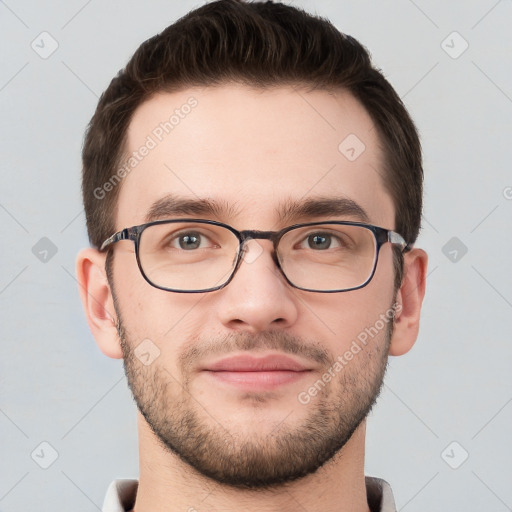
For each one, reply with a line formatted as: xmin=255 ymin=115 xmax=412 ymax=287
xmin=201 ymin=353 xmax=313 ymax=391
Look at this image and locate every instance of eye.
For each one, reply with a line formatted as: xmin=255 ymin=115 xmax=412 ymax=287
xmin=301 ymin=232 xmax=342 ymax=250
xmin=171 ymin=231 xmax=211 ymax=250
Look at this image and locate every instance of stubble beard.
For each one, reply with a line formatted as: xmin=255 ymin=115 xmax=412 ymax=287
xmin=115 ymin=304 xmax=394 ymax=490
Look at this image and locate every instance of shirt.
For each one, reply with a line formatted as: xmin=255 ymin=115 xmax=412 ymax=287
xmin=101 ymin=475 xmax=397 ymax=511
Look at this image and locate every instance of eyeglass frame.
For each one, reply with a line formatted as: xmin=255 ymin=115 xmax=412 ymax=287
xmin=100 ymin=218 xmax=410 ymax=294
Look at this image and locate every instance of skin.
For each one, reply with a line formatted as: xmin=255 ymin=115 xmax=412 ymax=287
xmin=77 ymin=84 xmax=427 ymax=512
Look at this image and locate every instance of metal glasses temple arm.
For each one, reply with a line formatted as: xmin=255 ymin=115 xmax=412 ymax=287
xmin=387 ymin=230 xmax=408 ymax=250
xmin=100 ymin=228 xmax=131 ymax=251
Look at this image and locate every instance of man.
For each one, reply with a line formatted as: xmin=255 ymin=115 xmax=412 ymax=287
xmin=76 ymin=1 xmax=427 ymax=510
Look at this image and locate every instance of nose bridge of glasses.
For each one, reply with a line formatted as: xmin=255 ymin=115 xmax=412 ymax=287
xmin=239 ymin=229 xmax=279 ymax=250
xmin=239 ymin=229 xmax=277 ymax=242
xmin=237 ymin=230 xmax=281 ymax=267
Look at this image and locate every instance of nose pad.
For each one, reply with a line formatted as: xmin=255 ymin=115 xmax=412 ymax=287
xmin=233 ymin=238 xmax=286 ymax=287
xmin=239 ymin=237 xmax=265 ymax=265
xmin=239 ymin=238 xmax=284 ymax=277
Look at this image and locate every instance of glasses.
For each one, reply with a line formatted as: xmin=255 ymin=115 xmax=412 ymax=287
xmin=100 ymin=219 xmax=409 ymax=293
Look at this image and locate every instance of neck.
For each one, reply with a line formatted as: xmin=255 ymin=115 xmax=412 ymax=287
xmin=131 ymin=413 xmax=371 ymax=512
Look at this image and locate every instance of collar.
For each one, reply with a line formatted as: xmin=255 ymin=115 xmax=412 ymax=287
xmin=102 ymin=476 xmax=396 ymax=512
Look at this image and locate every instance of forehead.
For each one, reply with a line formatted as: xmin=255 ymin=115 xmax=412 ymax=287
xmin=116 ymin=84 xmax=394 ymax=229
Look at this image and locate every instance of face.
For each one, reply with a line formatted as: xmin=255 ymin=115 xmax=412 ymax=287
xmin=110 ymin=84 xmax=398 ymax=489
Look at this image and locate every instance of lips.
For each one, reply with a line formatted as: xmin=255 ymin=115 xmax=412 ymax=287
xmin=200 ymin=354 xmax=313 ymax=391
xmin=202 ymin=354 xmax=311 ymax=393
xmin=203 ymin=354 xmax=310 ymax=372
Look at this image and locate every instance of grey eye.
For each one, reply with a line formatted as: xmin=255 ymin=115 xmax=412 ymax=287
xmin=307 ymin=233 xmax=332 ymax=250
xmin=178 ymin=232 xmax=202 ymax=250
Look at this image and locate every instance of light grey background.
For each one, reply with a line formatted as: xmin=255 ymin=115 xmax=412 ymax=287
xmin=1 ymin=1 xmax=511 ymax=510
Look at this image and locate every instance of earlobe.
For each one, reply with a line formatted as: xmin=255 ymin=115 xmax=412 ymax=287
xmin=389 ymin=248 xmax=428 ymax=356
xmin=76 ymin=248 xmax=123 ymax=359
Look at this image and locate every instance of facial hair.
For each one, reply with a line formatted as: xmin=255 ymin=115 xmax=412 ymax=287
xmin=115 ymin=300 xmax=395 ymax=491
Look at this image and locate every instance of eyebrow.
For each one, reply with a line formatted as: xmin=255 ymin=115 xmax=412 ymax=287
xmin=277 ymin=197 xmax=370 ymax=224
xmin=145 ymin=195 xmax=240 ymax=223
xmin=144 ymin=194 xmax=370 ymax=225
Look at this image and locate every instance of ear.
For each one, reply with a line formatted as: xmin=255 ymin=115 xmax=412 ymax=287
xmin=76 ymin=248 xmax=123 ymax=359
xmin=389 ymin=248 xmax=428 ymax=356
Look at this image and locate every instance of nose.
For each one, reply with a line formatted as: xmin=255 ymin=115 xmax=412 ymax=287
xmin=215 ymin=239 xmax=299 ymax=333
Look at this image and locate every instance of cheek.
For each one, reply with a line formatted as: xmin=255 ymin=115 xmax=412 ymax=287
xmin=114 ymin=252 xmax=216 ymax=348
xmin=306 ymin=295 xmax=384 ymax=351
xmin=303 ymin=248 xmax=396 ymax=352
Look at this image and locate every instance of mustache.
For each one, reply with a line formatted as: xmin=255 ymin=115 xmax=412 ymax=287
xmin=178 ymin=330 xmax=333 ymax=370
xmin=116 ymin=315 xmax=336 ymax=371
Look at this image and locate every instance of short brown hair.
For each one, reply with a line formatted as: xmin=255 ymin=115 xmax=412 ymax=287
xmin=82 ymin=0 xmax=422 ymax=287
